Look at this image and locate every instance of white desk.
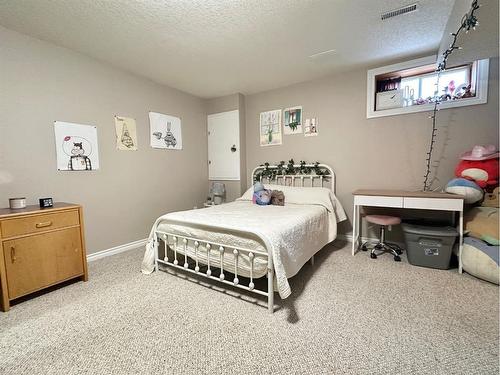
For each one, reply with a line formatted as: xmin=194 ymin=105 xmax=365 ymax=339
xmin=352 ymin=189 xmax=465 ymax=272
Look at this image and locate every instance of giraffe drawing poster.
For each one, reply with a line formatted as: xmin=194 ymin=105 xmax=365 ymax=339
xmin=114 ymin=116 xmax=138 ymax=151
xmin=54 ymin=121 xmax=100 ymax=171
xmin=149 ymin=112 xmax=182 ymax=150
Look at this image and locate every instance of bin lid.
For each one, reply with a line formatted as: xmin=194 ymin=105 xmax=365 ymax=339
xmin=401 ymin=223 xmax=458 ymax=237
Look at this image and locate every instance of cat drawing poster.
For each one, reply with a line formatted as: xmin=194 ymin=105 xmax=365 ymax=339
xmin=54 ymin=121 xmax=100 ymax=171
xmin=149 ymin=112 xmax=182 ymax=150
xmin=114 ymin=116 xmax=138 ymax=151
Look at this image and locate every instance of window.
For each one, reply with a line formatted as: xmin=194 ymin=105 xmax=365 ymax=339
xmin=400 ymin=65 xmax=471 ymax=107
xmin=366 ymin=56 xmax=489 ymax=119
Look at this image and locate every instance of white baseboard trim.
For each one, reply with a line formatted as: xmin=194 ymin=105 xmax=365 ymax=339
xmin=87 ymin=238 xmax=148 ymax=262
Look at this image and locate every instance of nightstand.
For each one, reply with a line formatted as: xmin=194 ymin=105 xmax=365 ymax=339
xmin=0 ymin=202 xmax=88 ymax=311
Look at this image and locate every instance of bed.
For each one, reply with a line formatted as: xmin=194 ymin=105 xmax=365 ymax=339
xmin=141 ymin=163 xmax=346 ymax=313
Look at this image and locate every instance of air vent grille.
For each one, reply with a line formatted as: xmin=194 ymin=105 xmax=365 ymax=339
xmin=381 ymin=3 xmax=418 ymax=20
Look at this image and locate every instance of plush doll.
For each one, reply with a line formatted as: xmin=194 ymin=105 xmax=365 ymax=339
xmin=271 ymin=190 xmax=285 ymax=206
xmin=445 ymin=178 xmax=484 ymax=204
xmin=252 ymin=182 xmax=272 ymax=205
xmin=455 ymin=145 xmax=499 ymax=189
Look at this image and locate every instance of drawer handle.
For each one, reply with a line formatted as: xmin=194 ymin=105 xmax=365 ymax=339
xmin=10 ymin=246 xmax=16 ymax=263
xmin=35 ymin=221 xmax=53 ymax=228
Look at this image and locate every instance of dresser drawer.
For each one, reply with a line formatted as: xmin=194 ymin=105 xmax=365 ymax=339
xmin=1 ymin=210 xmax=80 ymax=238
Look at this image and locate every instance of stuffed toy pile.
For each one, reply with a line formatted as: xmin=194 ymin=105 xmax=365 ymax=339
xmin=445 ymin=144 xmax=499 ymax=284
xmin=252 ymin=182 xmax=285 ymax=206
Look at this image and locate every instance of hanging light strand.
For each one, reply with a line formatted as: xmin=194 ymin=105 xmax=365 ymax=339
xmin=423 ymin=0 xmax=480 ymax=191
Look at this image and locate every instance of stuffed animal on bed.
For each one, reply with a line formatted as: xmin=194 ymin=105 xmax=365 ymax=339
xmin=252 ymin=182 xmax=272 ymax=205
xmin=271 ymin=190 xmax=285 ymax=206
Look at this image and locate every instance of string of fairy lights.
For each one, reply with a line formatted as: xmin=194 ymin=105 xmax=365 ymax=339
xmin=422 ymin=0 xmax=480 ymax=191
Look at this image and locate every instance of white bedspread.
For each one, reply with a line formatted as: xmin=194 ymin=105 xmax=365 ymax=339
xmin=142 ymin=188 xmax=346 ymax=299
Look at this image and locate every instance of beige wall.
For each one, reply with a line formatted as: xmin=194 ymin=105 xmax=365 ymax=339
xmin=0 ymin=26 xmax=208 ymax=254
xmin=205 ymin=93 xmax=247 ymax=202
xmin=245 ymin=57 xmax=499 ymax=235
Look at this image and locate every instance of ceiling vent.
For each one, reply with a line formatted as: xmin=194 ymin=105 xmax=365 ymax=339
xmin=381 ymin=3 xmax=418 ymax=20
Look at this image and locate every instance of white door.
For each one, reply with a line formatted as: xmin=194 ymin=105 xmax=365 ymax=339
xmin=208 ymin=110 xmax=240 ymax=180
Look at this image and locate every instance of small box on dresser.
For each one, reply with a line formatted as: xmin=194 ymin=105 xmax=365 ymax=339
xmin=0 ymin=202 xmax=88 ymax=312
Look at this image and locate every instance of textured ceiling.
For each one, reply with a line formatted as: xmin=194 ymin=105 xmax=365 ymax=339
xmin=0 ymin=0 xmax=455 ymax=98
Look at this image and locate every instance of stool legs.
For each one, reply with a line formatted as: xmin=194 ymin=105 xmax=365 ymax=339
xmin=367 ymin=226 xmax=403 ymax=261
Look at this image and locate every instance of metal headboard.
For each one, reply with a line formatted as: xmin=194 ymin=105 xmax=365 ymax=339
xmin=251 ymin=163 xmax=336 ymax=193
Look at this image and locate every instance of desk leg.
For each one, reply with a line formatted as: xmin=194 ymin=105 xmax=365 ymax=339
xmin=458 ymin=209 xmax=463 ymax=274
xmin=352 ymin=204 xmax=360 ymax=256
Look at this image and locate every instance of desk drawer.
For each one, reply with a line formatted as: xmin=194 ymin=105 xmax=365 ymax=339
xmin=1 ymin=210 xmax=80 ymax=238
xmin=354 ymin=195 xmax=403 ymax=208
xmin=404 ymin=197 xmax=463 ymax=211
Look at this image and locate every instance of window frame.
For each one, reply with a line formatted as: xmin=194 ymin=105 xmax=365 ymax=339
xmin=366 ymin=56 xmax=489 ymax=119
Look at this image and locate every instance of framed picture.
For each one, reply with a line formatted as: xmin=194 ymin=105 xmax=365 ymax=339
xmin=304 ymin=118 xmax=318 ymax=137
xmin=259 ymin=109 xmax=282 ymax=147
xmin=149 ymin=112 xmax=182 ymax=150
xmin=54 ymin=121 xmax=99 ymax=171
xmin=114 ymin=116 xmax=138 ymax=151
xmin=283 ymin=106 xmax=302 ymax=135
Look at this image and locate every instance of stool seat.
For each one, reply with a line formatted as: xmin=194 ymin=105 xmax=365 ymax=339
xmin=365 ymin=214 xmax=401 ymax=226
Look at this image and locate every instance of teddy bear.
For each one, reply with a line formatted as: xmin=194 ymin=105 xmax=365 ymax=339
xmin=455 ymin=145 xmax=499 ymax=189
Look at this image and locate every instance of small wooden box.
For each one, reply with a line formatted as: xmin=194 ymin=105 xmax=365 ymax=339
xmin=0 ymin=203 xmax=88 ymax=311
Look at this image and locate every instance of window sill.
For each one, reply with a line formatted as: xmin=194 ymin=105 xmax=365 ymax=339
xmin=366 ymin=57 xmax=489 ymax=119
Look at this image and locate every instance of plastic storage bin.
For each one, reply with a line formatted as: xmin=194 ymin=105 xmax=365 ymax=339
xmin=401 ymin=223 xmax=458 ymax=269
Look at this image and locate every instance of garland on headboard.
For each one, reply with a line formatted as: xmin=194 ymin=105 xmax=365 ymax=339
xmin=422 ymin=0 xmax=480 ymax=191
xmin=253 ymin=159 xmax=330 ymax=182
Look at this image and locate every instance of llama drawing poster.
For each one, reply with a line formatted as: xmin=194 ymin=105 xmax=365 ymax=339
xmin=54 ymin=121 xmax=100 ymax=171
xmin=114 ymin=115 xmax=138 ymax=151
xmin=149 ymin=112 xmax=182 ymax=150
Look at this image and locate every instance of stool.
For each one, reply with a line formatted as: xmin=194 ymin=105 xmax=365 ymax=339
xmin=361 ymin=215 xmax=404 ymax=261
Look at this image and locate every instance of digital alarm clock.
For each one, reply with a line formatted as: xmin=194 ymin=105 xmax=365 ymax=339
xmin=39 ymin=197 xmax=53 ymax=208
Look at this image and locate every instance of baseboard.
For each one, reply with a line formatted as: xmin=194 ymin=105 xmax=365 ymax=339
xmin=87 ymin=238 xmax=148 ymax=262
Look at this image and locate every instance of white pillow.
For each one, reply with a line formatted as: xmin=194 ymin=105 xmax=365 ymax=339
xmin=239 ymin=184 xmax=333 ymax=212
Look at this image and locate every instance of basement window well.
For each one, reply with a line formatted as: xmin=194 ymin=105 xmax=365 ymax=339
xmin=366 ymin=55 xmax=489 ymax=119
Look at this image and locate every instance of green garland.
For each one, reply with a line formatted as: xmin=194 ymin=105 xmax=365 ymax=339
xmin=253 ymin=159 xmax=330 ymax=182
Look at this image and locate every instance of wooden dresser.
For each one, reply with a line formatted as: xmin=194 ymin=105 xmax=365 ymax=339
xmin=0 ymin=203 xmax=88 ymax=311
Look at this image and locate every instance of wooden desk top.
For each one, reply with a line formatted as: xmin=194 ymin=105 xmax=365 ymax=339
xmin=0 ymin=203 xmax=80 ymax=218
xmin=353 ymin=189 xmax=465 ymax=200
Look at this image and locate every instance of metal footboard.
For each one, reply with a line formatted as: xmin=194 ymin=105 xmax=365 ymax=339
xmin=153 ymin=229 xmax=275 ymax=313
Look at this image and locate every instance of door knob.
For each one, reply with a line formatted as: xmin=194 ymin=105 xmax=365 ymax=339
xmin=230 ymin=145 xmax=237 ymax=152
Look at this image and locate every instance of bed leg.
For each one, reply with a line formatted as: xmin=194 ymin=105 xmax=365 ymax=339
xmin=267 ymin=268 xmax=274 ymax=314
xmin=153 ymin=235 xmax=159 ymax=272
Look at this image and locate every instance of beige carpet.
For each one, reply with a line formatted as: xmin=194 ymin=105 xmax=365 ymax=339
xmin=0 ymin=241 xmax=498 ymax=375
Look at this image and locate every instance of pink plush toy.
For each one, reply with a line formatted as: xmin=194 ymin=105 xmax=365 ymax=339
xmin=455 ymin=145 xmax=499 ymax=189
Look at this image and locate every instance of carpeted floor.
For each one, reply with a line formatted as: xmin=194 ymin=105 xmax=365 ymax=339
xmin=0 ymin=241 xmax=498 ymax=375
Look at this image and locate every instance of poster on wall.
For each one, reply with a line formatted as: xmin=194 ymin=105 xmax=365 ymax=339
xmin=54 ymin=121 xmax=100 ymax=171
xmin=149 ymin=112 xmax=182 ymax=150
xmin=259 ymin=109 xmax=282 ymax=147
xmin=114 ymin=115 xmax=138 ymax=151
xmin=283 ymin=106 xmax=303 ymax=135
xmin=304 ymin=118 xmax=318 ymax=137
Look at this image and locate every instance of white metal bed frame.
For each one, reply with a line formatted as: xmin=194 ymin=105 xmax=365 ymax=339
xmin=152 ymin=163 xmax=335 ymax=313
